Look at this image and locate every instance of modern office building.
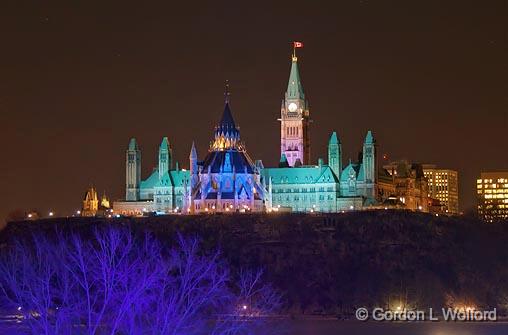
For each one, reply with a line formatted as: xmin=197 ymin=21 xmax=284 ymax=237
xmin=477 ymin=172 xmax=508 ymax=222
xmin=423 ymin=165 xmax=459 ymax=215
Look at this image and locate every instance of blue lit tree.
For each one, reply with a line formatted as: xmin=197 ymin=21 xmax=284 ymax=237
xmin=0 ymin=227 xmax=281 ymax=335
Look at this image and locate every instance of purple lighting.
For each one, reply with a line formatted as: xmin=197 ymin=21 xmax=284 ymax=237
xmin=0 ymin=226 xmax=281 ymax=334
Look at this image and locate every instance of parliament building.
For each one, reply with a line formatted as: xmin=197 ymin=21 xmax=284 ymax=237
xmin=113 ymin=51 xmax=428 ymax=215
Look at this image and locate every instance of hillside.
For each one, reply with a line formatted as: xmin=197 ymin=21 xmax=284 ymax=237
xmin=2 ymin=211 xmax=508 ymax=316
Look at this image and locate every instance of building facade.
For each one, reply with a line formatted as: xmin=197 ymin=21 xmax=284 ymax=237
xmin=422 ymin=165 xmax=459 ymax=215
xmin=113 ymin=49 xmax=435 ymax=216
xmin=378 ymin=161 xmax=429 ymax=212
xmin=113 ymin=87 xmax=265 ymax=215
xmin=82 ymin=186 xmax=110 ymax=217
xmin=113 ymin=137 xmax=190 ymax=216
xmin=188 ymin=91 xmax=265 ymax=213
xmin=477 ymin=172 xmax=508 ymax=222
xmin=263 ymin=130 xmax=377 ymax=212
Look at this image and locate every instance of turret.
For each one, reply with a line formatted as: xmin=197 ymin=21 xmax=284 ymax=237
xmin=279 ymin=50 xmax=311 ymax=166
xmin=212 ymin=81 xmax=241 ymax=151
xmin=126 ymin=138 xmax=141 ymax=201
xmin=278 ymin=153 xmax=290 ymax=168
xmin=362 ymin=131 xmax=376 ymax=199
xmin=158 ymin=137 xmax=171 ymax=180
xmin=328 ymin=131 xmax=342 ymax=177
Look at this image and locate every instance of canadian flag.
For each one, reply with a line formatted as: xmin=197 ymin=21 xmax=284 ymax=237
xmin=293 ymin=41 xmax=304 ymax=48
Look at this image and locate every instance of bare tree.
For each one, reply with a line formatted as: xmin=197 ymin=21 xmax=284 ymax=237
xmin=0 ymin=226 xmax=281 ymax=335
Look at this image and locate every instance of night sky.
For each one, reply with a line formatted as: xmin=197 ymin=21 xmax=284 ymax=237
xmin=1 ymin=1 xmax=506 ymax=221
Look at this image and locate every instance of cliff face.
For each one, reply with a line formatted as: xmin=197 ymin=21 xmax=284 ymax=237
xmin=2 ymin=211 xmax=508 ymax=315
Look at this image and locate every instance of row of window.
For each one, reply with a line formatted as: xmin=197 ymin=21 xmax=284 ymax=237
xmin=286 ymin=126 xmax=300 ymax=137
xmin=273 ymin=187 xmax=336 ymax=193
xmin=273 ymin=194 xmax=335 ymax=202
xmin=277 ymin=175 xmax=333 ymax=183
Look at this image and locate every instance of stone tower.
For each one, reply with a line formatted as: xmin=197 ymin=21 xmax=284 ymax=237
xmin=279 ymin=53 xmax=311 ymax=166
xmin=158 ymin=137 xmax=171 ymax=180
xmin=82 ymin=186 xmax=99 ymax=217
xmin=189 ymin=141 xmax=198 ymax=189
xmin=362 ymin=130 xmax=376 ymax=198
xmin=126 ymin=138 xmax=141 ymax=201
xmin=328 ymin=131 xmax=342 ymax=177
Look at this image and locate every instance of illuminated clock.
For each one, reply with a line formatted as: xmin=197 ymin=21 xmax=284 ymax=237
xmin=288 ymin=102 xmax=297 ymax=112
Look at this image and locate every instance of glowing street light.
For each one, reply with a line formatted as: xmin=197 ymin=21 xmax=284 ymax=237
xmin=49 ymin=211 xmax=54 ymax=217
xmin=76 ymin=210 xmax=81 ymax=215
xmin=27 ymin=213 xmax=32 ymax=218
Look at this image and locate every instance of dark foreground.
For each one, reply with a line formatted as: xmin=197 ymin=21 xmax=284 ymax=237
xmin=2 ymin=211 xmax=508 ymax=316
xmin=3 ymin=319 xmax=508 ymax=335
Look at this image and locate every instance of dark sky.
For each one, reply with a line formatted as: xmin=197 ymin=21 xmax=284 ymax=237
xmin=0 ymin=1 xmax=507 ymax=221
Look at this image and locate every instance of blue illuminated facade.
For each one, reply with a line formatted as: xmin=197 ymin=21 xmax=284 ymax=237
xmin=114 ymin=53 xmax=379 ymax=215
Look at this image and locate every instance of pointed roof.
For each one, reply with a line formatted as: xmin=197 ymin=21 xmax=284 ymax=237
xmin=160 ymin=137 xmax=169 ymax=150
xmin=128 ymin=138 xmax=138 ymax=150
xmin=329 ymin=131 xmax=340 ymax=145
xmin=279 ymin=153 xmax=290 ymax=168
xmin=364 ymin=131 xmax=374 ymax=144
xmin=286 ymin=57 xmax=305 ymax=100
xmin=219 ymin=102 xmax=237 ymax=130
xmin=189 ymin=141 xmax=197 ymax=159
xmin=215 ymin=82 xmax=240 ymax=140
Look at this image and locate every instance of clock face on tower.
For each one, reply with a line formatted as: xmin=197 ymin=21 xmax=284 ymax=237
xmin=288 ymin=102 xmax=297 ymax=112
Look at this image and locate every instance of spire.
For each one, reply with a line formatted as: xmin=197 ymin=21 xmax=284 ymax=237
xmin=189 ymin=141 xmax=197 ymax=159
xmin=128 ymin=138 xmax=138 ymax=150
xmin=279 ymin=153 xmax=290 ymax=168
xmin=224 ymin=79 xmax=231 ymax=104
xmin=213 ymin=82 xmax=240 ymax=150
xmin=328 ymin=131 xmax=342 ymax=177
xmin=190 ymin=142 xmax=198 ymax=176
xmin=286 ymin=57 xmax=305 ymax=100
xmin=159 ymin=137 xmax=170 ymax=179
xmin=160 ymin=137 xmax=169 ymax=149
xmin=219 ymin=102 xmax=237 ymax=130
xmin=329 ymin=131 xmax=340 ymax=144
xmin=364 ymin=130 xmax=375 ymax=144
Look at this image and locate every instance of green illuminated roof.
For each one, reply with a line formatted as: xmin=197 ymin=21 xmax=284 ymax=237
xmin=160 ymin=137 xmax=169 ymax=150
xmin=279 ymin=153 xmax=290 ymax=168
xmin=286 ymin=58 xmax=305 ymax=100
xmin=128 ymin=138 xmax=138 ymax=150
xmin=170 ymin=170 xmax=190 ymax=187
xmin=155 ymin=171 xmax=173 ymax=187
xmin=140 ymin=170 xmax=159 ymax=190
xmin=329 ymin=131 xmax=339 ymax=144
xmin=364 ymin=131 xmax=374 ymax=144
xmin=340 ymin=163 xmax=363 ymax=182
xmin=262 ymin=165 xmax=338 ymax=185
